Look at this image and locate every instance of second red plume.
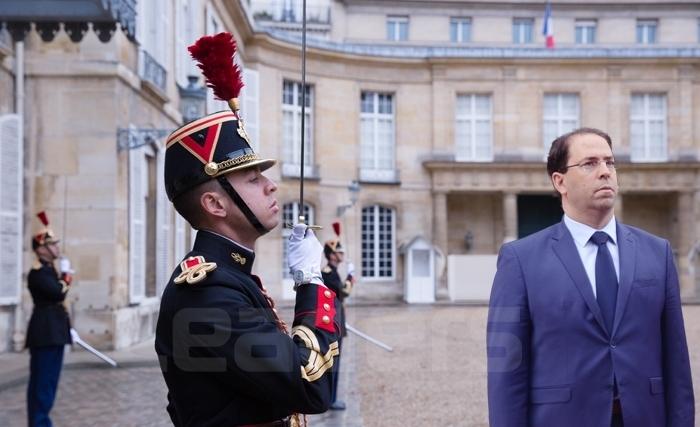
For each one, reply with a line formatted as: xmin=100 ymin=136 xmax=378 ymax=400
xmin=332 ymin=221 xmax=341 ymax=237
xmin=37 ymin=211 xmax=49 ymax=226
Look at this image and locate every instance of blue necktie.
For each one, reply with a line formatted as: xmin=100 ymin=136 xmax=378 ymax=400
xmin=591 ymin=231 xmax=618 ymax=334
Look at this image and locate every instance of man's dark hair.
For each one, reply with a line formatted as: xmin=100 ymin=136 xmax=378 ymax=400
xmin=172 ymin=180 xmax=220 ymax=229
xmin=546 ymin=127 xmax=613 ymax=177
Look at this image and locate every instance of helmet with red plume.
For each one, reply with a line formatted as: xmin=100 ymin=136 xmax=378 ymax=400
xmin=324 ymin=221 xmax=345 ymax=259
xmin=32 ymin=211 xmax=59 ymax=250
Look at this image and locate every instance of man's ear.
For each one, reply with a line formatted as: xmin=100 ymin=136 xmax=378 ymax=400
xmin=200 ymin=191 xmax=227 ymax=219
xmin=551 ymin=172 xmax=567 ymax=197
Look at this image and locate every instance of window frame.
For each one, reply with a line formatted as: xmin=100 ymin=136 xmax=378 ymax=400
xmin=542 ymin=93 xmax=581 ymax=151
xmin=575 ymin=19 xmax=597 ymax=45
xmin=512 ymin=18 xmax=534 ymax=44
xmin=282 ymin=80 xmax=314 ymax=175
xmin=629 ymin=93 xmax=667 ymax=162
xmin=636 ymin=19 xmax=658 ymax=45
xmin=454 ymin=93 xmax=493 ymax=162
xmin=360 ymin=91 xmax=397 ymax=181
xmin=386 ymin=15 xmax=409 ymax=42
xmin=361 ymin=205 xmax=396 ymax=281
xmin=450 ymin=17 xmax=472 ymax=43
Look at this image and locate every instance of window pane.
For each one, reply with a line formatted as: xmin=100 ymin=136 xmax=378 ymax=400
xmin=474 ymin=95 xmax=490 ymax=115
xmin=455 ymin=94 xmax=492 ymax=160
xmin=648 ymin=26 xmax=656 ymax=44
xmin=630 ymin=95 xmax=644 ymax=116
xmin=450 ymin=21 xmax=458 ymax=42
xmin=399 ymin=22 xmax=408 ymax=40
xmin=361 ymin=92 xmax=374 ymax=113
xmin=629 ymin=93 xmax=667 ymax=161
xmin=648 ymin=95 xmax=664 ymax=115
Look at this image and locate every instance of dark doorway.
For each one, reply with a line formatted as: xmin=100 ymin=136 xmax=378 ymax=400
xmin=517 ymin=194 xmax=563 ymax=238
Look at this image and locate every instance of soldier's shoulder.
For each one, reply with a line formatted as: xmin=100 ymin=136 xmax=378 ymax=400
xmin=322 ymin=265 xmax=332 ymax=274
xmin=165 ymin=252 xmax=253 ymax=296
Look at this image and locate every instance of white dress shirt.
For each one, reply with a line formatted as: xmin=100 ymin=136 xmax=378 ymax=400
xmin=563 ymin=214 xmax=620 ymax=297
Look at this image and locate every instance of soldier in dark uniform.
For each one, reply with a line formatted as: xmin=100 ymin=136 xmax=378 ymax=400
xmin=155 ymin=32 xmax=340 ymax=427
xmin=25 ymin=212 xmax=73 ymax=427
xmin=321 ymin=230 xmax=355 ymax=411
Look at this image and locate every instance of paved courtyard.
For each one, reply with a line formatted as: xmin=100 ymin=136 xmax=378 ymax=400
xmin=0 ymin=304 xmax=699 ymax=426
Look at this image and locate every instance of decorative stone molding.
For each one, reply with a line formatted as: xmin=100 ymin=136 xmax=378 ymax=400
xmin=424 ymin=160 xmax=700 ymax=193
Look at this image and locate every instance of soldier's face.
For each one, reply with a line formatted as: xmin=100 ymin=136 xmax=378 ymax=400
xmin=227 ymin=167 xmax=280 ymax=232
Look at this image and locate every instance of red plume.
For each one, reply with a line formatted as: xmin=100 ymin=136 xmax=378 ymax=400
xmin=188 ymin=32 xmax=244 ymax=102
xmin=37 ymin=211 xmax=49 ymax=226
xmin=332 ymin=221 xmax=341 ymax=237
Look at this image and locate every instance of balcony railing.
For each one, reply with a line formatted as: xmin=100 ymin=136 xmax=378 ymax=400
xmin=252 ymin=1 xmax=330 ymax=25
xmin=139 ymin=49 xmax=167 ymax=95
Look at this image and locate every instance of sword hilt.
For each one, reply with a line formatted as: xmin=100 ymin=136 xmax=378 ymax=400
xmin=284 ymin=215 xmax=322 ymax=232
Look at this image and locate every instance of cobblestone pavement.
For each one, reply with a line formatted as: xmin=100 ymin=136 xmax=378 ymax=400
xmin=0 ymin=304 xmax=699 ymax=427
xmin=0 ymin=364 xmax=171 ymax=427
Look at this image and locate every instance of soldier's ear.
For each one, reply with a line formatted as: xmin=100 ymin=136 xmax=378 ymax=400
xmin=200 ymin=191 xmax=228 ymax=219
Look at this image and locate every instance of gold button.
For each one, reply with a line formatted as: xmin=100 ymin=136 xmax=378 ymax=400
xmin=323 ymin=303 xmax=331 ymax=311
xmin=324 ymin=290 xmax=332 ymax=299
xmin=322 ymin=315 xmax=330 ymax=324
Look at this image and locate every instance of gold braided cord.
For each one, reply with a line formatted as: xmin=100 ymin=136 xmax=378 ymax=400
xmin=253 ymin=280 xmax=306 ymax=426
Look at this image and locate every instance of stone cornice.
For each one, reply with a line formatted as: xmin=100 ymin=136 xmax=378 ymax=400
xmin=424 ymin=160 xmax=700 ymax=192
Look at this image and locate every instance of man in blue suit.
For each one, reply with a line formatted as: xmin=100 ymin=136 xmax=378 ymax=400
xmin=487 ymin=128 xmax=695 ymax=427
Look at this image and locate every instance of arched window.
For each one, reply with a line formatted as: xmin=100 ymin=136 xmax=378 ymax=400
xmin=361 ymin=205 xmax=395 ymax=279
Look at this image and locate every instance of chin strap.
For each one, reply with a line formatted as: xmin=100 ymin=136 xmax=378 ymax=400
xmin=216 ymin=176 xmax=268 ymax=235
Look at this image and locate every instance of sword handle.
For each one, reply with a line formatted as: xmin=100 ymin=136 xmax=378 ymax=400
xmin=288 ymin=215 xmax=322 ymax=231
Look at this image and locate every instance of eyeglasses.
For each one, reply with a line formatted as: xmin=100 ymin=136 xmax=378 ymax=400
xmin=564 ymin=158 xmax=616 ymax=173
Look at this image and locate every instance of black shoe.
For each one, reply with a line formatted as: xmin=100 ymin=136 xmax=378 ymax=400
xmin=329 ymin=400 xmax=346 ymax=410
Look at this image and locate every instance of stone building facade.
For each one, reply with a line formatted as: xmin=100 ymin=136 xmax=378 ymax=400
xmin=0 ymin=0 xmax=698 ymax=352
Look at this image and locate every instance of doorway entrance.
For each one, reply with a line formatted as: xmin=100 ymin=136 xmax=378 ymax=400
xmin=517 ymin=194 xmax=563 ymax=238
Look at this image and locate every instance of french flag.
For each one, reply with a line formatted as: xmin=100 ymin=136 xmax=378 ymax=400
xmin=542 ymin=1 xmax=554 ymax=48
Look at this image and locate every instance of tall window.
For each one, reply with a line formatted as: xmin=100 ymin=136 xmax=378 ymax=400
xmin=282 ymin=80 xmax=313 ymax=175
xmin=455 ymin=94 xmax=492 ymax=161
xmin=636 ymin=19 xmax=658 ymax=44
xmin=175 ymin=0 xmax=198 ymax=87
xmin=512 ymin=18 xmax=534 ymax=44
xmin=387 ymin=16 xmax=409 ymax=41
xmin=543 ymin=94 xmax=580 ymax=150
xmin=450 ymin=17 xmax=472 ymax=43
xmin=281 ymin=203 xmax=314 ymax=279
xmin=630 ymin=93 xmax=667 ymax=162
xmin=0 ymin=114 xmax=23 ymax=305
xmin=361 ymin=205 xmax=395 ymax=279
xmin=360 ymin=91 xmax=396 ymax=182
xmin=575 ymin=20 xmax=596 ymax=45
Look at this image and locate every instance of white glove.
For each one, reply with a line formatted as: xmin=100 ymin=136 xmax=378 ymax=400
xmin=59 ymin=257 xmax=75 ymax=274
xmin=287 ymin=224 xmax=324 ymax=287
xmin=347 ymin=262 xmax=355 ymax=277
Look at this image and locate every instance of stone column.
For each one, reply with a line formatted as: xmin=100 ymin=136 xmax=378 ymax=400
xmin=614 ymin=193 xmax=623 ymax=222
xmin=678 ymin=191 xmax=697 ymax=299
xmin=433 ymin=191 xmax=448 ymax=256
xmin=433 ymin=191 xmax=448 ymax=291
xmin=503 ymin=192 xmax=518 ymax=243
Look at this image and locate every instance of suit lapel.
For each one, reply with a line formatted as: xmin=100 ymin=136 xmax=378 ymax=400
xmin=551 ymin=221 xmax=608 ymax=334
xmin=611 ymin=222 xmax=636 ymax=338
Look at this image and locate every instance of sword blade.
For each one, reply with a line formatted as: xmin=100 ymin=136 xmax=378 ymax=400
xmin=70 ymin=328 xmax=118 ymax=367
xmin=345 ymin=323 xmax=393 ymax=352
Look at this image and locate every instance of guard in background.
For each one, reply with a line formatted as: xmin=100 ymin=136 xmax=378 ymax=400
xmin=155 ymin=32 xmax=340 ymax=427
xmin=321 ymin=222 xmax=355 ymax=411
xmin=26 ymin=211 xmax=73 ymax=427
